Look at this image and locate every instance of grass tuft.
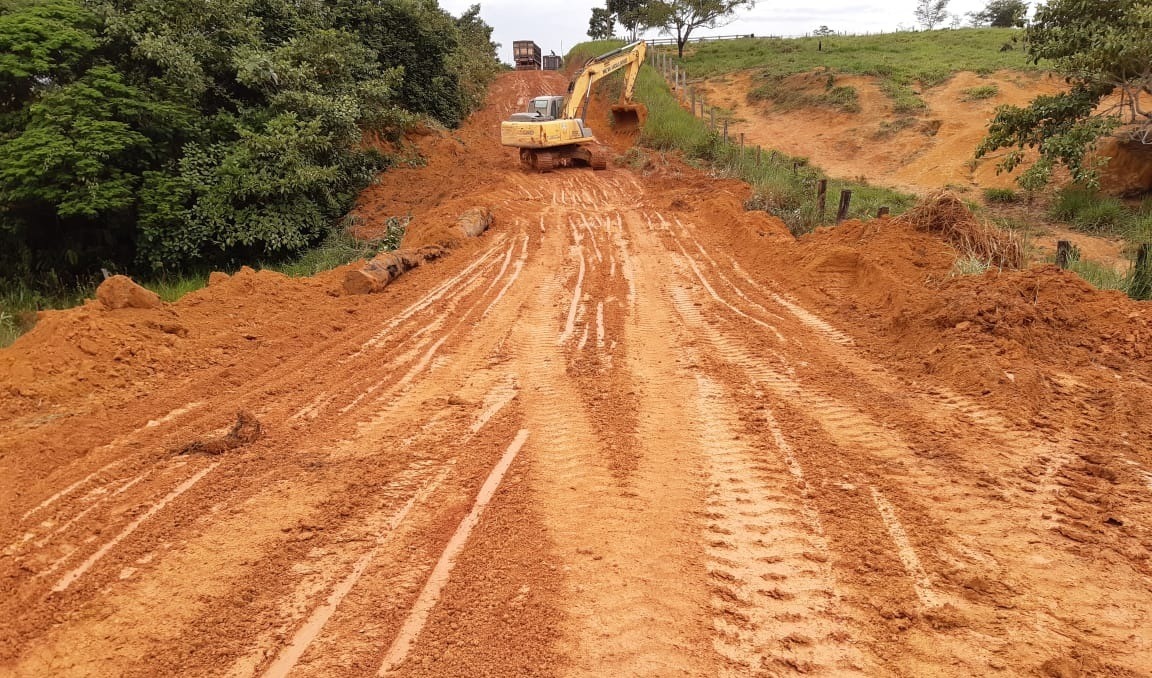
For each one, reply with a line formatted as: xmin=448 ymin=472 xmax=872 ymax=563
xmin=1052 ymin=187 xmax=1133 ymax=234
xmin=983 ymin=187 xmax=1019 ymax=204
xmin=962 ymin=84 xmax=999 ymax=100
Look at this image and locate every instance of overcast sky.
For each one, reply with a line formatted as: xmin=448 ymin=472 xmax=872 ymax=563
xmin=440 ymin=0 xmax=1001 ymax=64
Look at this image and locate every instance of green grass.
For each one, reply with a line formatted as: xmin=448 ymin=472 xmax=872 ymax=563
xmin=1051 ymin=187 xmax=1136 ymax=235
xmin=962 ymin=84 xmax=1000 ymax=100
xmin=627 ymin=62 xmax=915 ymax=235
xmin=658 ymin=28 xmax=1035 ymax=113
xmin=983 ymin=187 xmax=1019 ymax=204
xmin=1065 ymin=256 xmax=1133 ymax=293
xmin=271 ymin=221 xmax=404 ymax=278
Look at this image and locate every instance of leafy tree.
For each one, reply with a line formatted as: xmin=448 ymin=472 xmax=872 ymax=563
xmin=812 ymin=25 xmax=835 ymax=37
xmin=977 ymin=0 xmax=1152 ymax=189
xmin=588 ymin=7 xmax=615 ymax=40
xmin=608 ymin=0 xmax=647 ymax=40
xmin=0 ymin=0 xmax=501 ymax=282
xmin=644 ymin=0 xmax=756 ymax=58
xmin=969 ymin=0 xmax=1029 ymax=27
xmin=914 ymin=0 xmax=951 ymax=29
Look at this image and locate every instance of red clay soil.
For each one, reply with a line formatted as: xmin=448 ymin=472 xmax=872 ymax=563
xmin=697 ymin=69 xmax=1065 ymax=194
xmin=2 ymin=70 xmax=1151 ymax=678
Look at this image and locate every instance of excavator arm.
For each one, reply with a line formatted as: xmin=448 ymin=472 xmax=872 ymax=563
xmin=562 ymin=40 xmax=648 ymax=122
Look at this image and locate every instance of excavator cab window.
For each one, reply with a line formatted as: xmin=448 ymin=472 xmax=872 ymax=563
xmin=527 ymin=97 xmax=550 ymax=116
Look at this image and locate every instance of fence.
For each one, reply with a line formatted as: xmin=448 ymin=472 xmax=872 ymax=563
xmin=646 ymin=50 xmax=892 ymax=223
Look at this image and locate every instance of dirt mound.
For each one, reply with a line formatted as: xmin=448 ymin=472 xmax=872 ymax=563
xmin=96 ymin=275 xmax=163 ymax=310
xmin=770 ymin=209 xmax=1150 ymax=415
xmin=897 ymin=191 xmax=1024 ymax=268
xmin=0 ymin=266 xmax=349 ymax=418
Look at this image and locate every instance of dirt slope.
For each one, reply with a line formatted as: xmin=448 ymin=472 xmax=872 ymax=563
xmin=2 ymin=71 xmax=1151 ymax=678
xmin=698 ymin=69 xmax=1065 ymax=195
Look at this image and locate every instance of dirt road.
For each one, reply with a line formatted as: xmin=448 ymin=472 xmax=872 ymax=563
xmin=2 ymin=72 xmax=1152 ymax=677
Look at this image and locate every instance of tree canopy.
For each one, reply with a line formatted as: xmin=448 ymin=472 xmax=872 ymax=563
xmin=969 ymin=0 xmax=1029 ymax=27
xmin=914 ymin=0 xmax=952 ymax=29
xmin=588 ymin=7 xmax=615 ymax=40
xmin=0 ymin=0 xmax=499 ymax=284
xmin=977 ymin=0 xmax=1152 ymax=189
xmin=645 ymin=0 xmax=756 ymax=57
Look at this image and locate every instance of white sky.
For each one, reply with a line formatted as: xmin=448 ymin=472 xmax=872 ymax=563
xmin=440 ymin=0 xmax=1001 ymax=64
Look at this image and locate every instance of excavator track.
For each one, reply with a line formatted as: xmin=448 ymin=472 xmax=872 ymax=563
xmin=591 ymin=153 xmax=608 ymax=171
xmin=535 ymin=152 xmax=555 ymax=173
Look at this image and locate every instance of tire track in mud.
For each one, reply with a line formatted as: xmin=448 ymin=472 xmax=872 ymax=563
xmin=1 ymin=224 xmax=548 ymax=674
xmin=665 ymin=217 xmax=1152 ymax=673
xmin=502 ymin=177 xmax=715 ymax=676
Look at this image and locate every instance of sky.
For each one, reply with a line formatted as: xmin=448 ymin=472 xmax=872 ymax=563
xmin=439 ymin=0 xmax=1000 ymax=65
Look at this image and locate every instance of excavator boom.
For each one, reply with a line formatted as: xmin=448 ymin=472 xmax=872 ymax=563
xmin=563 ymin=40 xmax=648 ymax=130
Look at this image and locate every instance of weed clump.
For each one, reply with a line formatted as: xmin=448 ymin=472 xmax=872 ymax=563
xmin=898 ymin=190 xmax=1024 ymax=269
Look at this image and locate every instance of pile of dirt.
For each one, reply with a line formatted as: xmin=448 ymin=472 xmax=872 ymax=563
xmin=0 ymin=267 xmax=352 ymax=419
xmin=896 ymin=190 xmax=1024 ymax=269
xmin=770 ymin=206 xmax=1151 ymax=415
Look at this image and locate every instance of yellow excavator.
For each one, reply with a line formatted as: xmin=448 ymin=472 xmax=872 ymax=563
xmin=501 ymin=40 xmax=648 ymax=172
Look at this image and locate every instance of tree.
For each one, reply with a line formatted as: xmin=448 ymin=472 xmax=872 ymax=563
xmin=812 ymin=25 xmax=835 ymax=37
xmin=977 ymin=0 xmax=1152 ymax=190
xmin=588 ymin=7 xmax=615 ymax=40
xmin=644 ymin=0 xmax=756 ymax=58
xmin=969 ymin=0 xmax=1028 ymax=28
xmin=914 ymin=0 xmax=951 ymax=29
xmin=608 ymin=0 xmax=647 ymax=41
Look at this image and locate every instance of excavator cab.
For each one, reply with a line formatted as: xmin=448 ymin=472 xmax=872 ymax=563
xmin=509 ymin=96 xmax=565 ymax=123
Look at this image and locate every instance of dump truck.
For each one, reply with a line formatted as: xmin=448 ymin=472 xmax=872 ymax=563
xmin=500 ymin=40 xmax=648 ymax=172
xmin=513 ymin=41 xmax=541 ymax=70
xmin=542 ymin=54 xmax=563 ymax=71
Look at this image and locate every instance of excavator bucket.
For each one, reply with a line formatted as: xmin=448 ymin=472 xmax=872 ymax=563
xmin=610 ymin=103 xmax=648 ymax=133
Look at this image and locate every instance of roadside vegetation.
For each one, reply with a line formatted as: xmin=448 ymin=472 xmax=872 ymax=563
xmin=673 ymin=28 xmax=1035 ymax=113
xmin=0 ymin=0 xmax=499 ymax=344
xmin=565 ymin=38 xmax=918 ymax=236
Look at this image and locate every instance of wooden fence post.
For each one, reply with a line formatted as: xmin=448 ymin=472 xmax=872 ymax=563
xmin=723 ymin=119 xmax=728 ymax=141
xmin=816 ymin=179 xmax=828 ymax=223
xmin=690 ymin=88 xmax=695 ymax=114
xmin=710 ymin=108 xmax=715 ymax=129
xmin=739 ymin=132 xmax=745 ymax=157
xmin=756 ymin=145 xmax=762 ymax=166
xmin=836 ymin=190 xmax=853 ymax=223
xmin=877 ymin=206 xmax=890 ymax=218
xmin=1056 ymin=240 xmax=1073 ymax=269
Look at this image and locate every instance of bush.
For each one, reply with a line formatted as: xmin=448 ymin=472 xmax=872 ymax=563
xmin=0 ymin=0 xmax=500 ymax=290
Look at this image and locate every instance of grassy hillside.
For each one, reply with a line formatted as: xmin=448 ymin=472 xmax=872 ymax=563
xmin=672 ymin=28 xmax=1038 ymax=113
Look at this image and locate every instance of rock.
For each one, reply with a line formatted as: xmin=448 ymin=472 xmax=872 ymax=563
xmin=456 ymin=207 xmax=493 ymax=238
xmin=96 ymin=275 xmax=162 ymax=310
xmin=208 ymin=271 xmax=230 ymax=286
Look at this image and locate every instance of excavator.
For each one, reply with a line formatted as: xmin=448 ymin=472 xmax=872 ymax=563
xmin=501 ymin=40 xmax=648 ymax=172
